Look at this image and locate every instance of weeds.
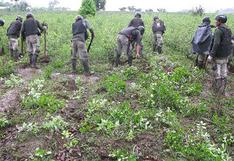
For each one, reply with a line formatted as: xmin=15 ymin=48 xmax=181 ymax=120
xmin=4 ymin=74 xmax=23 ymax=88
xmin=102 ymin=74 xmax=126 ymax=96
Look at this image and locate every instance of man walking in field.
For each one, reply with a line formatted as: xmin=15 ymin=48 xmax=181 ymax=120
xmin=152 ymin=16 xmax=166 ymax=54
xmin=6 ymin=16 xmax=23 ymax=61
xmin=192 ymin=17 xmax=213 ymax=69
xmin=71 ymin=15 xmax=94 ymax=76
xmin=128 ymin=12 xmax=145 ymax=28
xmin=21 ymin=13 xmax=45 ymax=68
xmin=116 ymin=26 xmax=144 ymax=66
xmin=209 ymin=15 xmax=233 ymax=96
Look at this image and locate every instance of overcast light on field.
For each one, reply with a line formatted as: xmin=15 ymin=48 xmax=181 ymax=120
xmin=4 ymin=0 xmax=234 ymax=12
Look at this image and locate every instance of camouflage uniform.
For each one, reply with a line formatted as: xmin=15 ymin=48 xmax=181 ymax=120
xmin=152 ymin=18 xmax=166 ymax=54
xmin=117 ymin=34 xmax=132 ymax=59
xmin=210 ymin=23 xmax=232 ymax=95
xmin=8 ymin=37 xmax=19 ymax=55
xmin=21 ymin=14 xmax=44 ymax=68
xmin=116 ymin=26 xmax=142 ymax=66
xmin=26 ymin=35 xmax=40 ymax=56
xmin=72 ymin=16 xmax=94 ymax=74
xmin=7 ymin=19 xmax=22 ymax=60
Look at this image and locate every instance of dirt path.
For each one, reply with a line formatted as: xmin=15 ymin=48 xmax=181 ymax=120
xmin=0 ymin=67 xmax=42 ymax=112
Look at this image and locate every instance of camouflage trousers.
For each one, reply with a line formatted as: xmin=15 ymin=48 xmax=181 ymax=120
xmin=26 ymin=35 xmax=40 ymax=56
xmin=154 ymin=32 xmax=163 ymax=48
xmin=196 ymin=51 xmax=209 ymax=68
xmin=8 ymin=37 xmax=19 ymax=51
xmin=215 ymin=58 xmax=228 ymax=79
xmin=72 ymin=39 xmax=89 ymax=61
xmin=116 ymin=34 xmax=132 ymax=57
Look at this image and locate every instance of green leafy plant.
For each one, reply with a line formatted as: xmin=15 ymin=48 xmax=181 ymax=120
xmin=165 ymin=121 xmax=232 ymax=161
xmin=42 ymin=116 xmax=68 ymax=132
xmin=0 ymin=59 xmax=14 ymax=77
xmin=102 ymin=74 xmax=126 ymax=96
xmin=0 ymin=117 xmax=10 ymax=129
xmin=122 ymin=66 xmax=138 ymax=80
xmin=110 ymin=149 xmax=138 ymax=161
xmin=22 ymin=94 xmax=64 ymax=113
xmin=31 ymin=147 xmax=52 ymax=161
xmin=4 ymin=74 xmax=23 ymax=88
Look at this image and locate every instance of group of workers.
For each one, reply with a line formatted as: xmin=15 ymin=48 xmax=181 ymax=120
xmin=0 ymin=12 xmax=233 ymax=96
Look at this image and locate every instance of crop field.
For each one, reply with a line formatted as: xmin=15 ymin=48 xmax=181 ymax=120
xmin=0 ymin=11 xmax=234 ymax=161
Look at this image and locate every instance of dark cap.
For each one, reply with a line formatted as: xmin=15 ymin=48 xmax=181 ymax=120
xmin=215 ymin=15 xmax=227 ymax=23
xmin=202 ymin=16 xmax=211 ymax=24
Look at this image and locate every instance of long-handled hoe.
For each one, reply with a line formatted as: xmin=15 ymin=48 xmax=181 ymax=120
xmin=40 ymin=22 xmax=50 ymax=63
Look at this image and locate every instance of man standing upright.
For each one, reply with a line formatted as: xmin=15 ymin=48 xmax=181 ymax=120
xmin=128 ymin=12 xmax=145 ymax=28
xmin=71 ymin=15 xmax=94 ymax=76
xmin=21 ymin=13 xmax=45 ymax=68
xmin=192 ymin=17 xmax=213 ymax=69
xmin=210 ymin=15 xmax=232 ymax=96
xmin=152 ymin=16 xmax=166 ymax=54
xmin=7 ymin=16 xmax=23 ymax=61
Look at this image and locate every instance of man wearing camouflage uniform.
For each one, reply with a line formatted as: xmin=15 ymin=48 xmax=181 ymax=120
xmin=152 ymin=16 xmax=166 ymax=54
xmin=209 ymin=15 xmax=233 ymax=96
xmin=7 ymin=16 xmax=23 ymax=61
xmin=71 ymin=15 xmax=94 ymax=75
xmin=192 ymin=17 xmax=213 ymax=69
xmin=21 ymin=13 xmax=45 ymax=68
xmin=116 ymin=26 xmax=144 ymax=66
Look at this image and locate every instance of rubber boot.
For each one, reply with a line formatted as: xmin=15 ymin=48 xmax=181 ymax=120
xmin=13 ymin=50 xmax=19 ymax=61
xmin=213 ymin=78 xmax=222 ymax=95
xmin=82 ymin=60 xmax=90 ymax=76
xmin=158 ymin=46 xmax=162 ymax=54
xmin=29 ymin=54 xmax=33 ymax=66
xmin=128 ymin=55 xmax=133 ymax=66
xmin=221 ymin=78 xmax=227 ymax=96
xmin=31 ymin=55 xmax=38 ymax=69
xmin=115 ymin=55 xmax=121 ymax=67
xmin=153 ymin=44 xmax=156 ymax=52
xmin=71 ymin=59 xmax=77 ymax=74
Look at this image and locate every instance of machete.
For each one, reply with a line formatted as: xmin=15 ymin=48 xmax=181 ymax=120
xmin=87 ymin=34 xmax=94 ymax=53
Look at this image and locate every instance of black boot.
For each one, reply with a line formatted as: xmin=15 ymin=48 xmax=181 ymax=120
xmin=213 ymin=78 xmax=222 ymax=95
xmin=221 ymin=78 xmax=227 ymax=96
xmin=158 ymin=46 xmax=162 ymax=54
xmin=31 ymin=55 xmax=38 ymax=68
xmin=153 ymin=44 xmax=156 ymax=52
xmin=128 ymin=55 xmax=133 ymax=66
xmin=29 ymin=54 xmax=33 ymax=66
xmin=115 ymin=55 xmax=121 ymax=67
xmin=13 ymin=50 xmax=19 ymax=61
xmin=72 ymin=59 xmax=77 ymax=74
xmin=82 ymin=60 xmax=90 ymax=76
